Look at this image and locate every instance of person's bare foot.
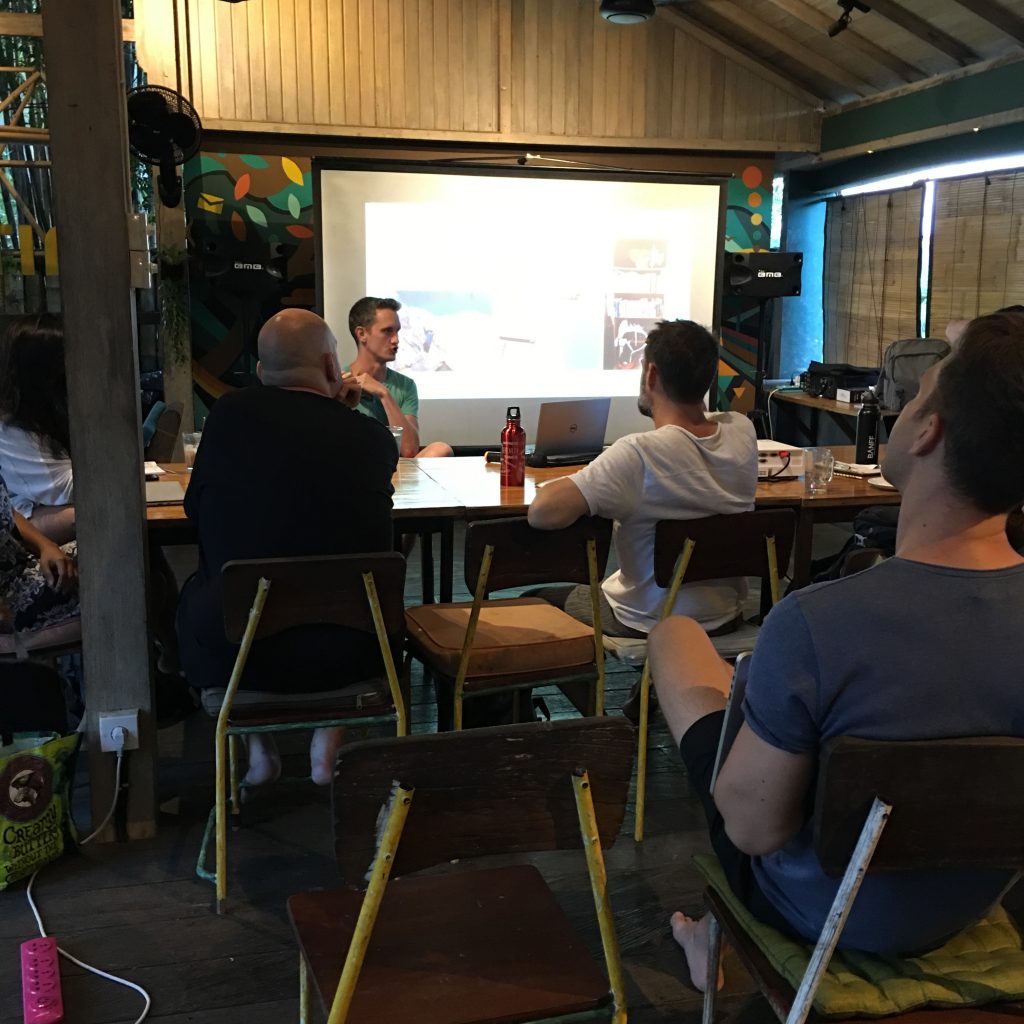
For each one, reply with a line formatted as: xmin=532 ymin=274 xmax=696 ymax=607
xmin=242 ymin=734 xmax=282 ymax=787
xmin=310 ymin=726 xmax=346 ymax=786
xmin=670 ymin=911 xmax=724 ymax=993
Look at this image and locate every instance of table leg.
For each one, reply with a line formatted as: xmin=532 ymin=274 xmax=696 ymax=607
xmin=420 ymin=531 xmax=435 ymax=604
xmin=440 ymin=521 xmax=454 ymax=603
xmin=791 ymin=507 xmax=817 ymax=590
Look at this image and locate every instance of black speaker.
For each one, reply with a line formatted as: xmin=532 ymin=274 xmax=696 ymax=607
xmin=725 ymin=251 xmax=803 ymax=297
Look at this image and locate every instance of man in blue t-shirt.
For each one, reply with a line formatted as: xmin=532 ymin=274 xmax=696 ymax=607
xmin=344 ymin=296 xmax=453 ymax=460
xmin=647 ymin=311 xmax=1024 ymax=992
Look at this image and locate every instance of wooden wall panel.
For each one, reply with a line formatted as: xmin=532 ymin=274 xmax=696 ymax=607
xmin=135 ymin=0 xmax=820 ymax=150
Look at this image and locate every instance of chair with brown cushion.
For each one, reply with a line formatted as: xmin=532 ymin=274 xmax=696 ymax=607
xmin=701 ymin=735 xmax=1024 ymax=1024
xmin=404 ymin=515 xmax=613 ymax=730
xmin=621 ymin=508 xmax=797 ymax=841
xmin=194 ymin=552 xmax=408 ymax=913
xmin=288 ymin=716 xmax=634 ymax=1024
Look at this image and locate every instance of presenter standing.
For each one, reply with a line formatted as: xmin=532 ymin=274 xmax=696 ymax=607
xmin=345 ymin=296 xmax=453 ymax=459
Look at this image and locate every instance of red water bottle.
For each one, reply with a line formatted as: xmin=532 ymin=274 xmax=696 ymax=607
xmin=500 ymin=405 xmax=526 ymax=487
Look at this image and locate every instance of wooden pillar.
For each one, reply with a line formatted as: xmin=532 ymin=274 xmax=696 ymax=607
xmin=43 ymin=0 xmax=157 ymax=838
xmin=156 ymin=197 xmax=195 ymax=452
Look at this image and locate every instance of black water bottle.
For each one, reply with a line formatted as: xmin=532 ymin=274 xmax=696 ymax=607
xmin=855 ymin=388 xmax=880 ymax=464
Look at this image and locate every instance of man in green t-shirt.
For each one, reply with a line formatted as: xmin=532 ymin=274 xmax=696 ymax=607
xmin=345 ymin=296 xmax=453 ymax=459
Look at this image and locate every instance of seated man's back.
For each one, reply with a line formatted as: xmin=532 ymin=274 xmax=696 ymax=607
xmin=178 ymin=314 xmax=398 ymax=695
xmin=745 ymin=555 xmax=1024 ymax=952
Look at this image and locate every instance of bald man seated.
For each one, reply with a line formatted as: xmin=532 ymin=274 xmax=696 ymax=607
xmin=176 ymin=309 xmax=399 ymax=787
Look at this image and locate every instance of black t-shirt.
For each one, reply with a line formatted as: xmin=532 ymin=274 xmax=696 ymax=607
xmin=177 ymin=385 xmax=398 ymax=692
xmin=186 ymin=385 xmax=396 ymax=579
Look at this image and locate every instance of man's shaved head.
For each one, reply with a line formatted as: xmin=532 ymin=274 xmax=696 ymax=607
xmin=256 ymin=309 xmax=341 ymax=395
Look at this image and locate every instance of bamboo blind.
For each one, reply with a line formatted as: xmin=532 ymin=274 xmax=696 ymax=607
xmin=930 ymin=172 xmax=1024 ymax=330
xmin=823 ymin=187 xmax=923 ymax=367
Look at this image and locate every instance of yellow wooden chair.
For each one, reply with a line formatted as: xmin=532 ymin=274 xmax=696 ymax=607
xmin=194 ymin=552 xmax=408 ymax=913
xmin=626 ymin=508 xmax=796 ymax=841
xmin=404 ymin=515 xmax=613 ymax=730
xmin=288 ymin=717 xmax=635 ymax=1024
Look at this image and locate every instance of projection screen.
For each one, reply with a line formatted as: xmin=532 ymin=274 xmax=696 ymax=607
xmin=316 ymin=159 xmax=727 ymax=447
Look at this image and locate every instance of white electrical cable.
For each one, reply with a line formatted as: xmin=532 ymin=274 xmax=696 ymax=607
xmin=24 ymin=746 xmax=153 ymax=1024
xmin=766 ymin=387 xmax=782 ymax=440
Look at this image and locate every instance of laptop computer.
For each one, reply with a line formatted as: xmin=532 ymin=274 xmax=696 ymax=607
xmin=525 ymin=398 xmax=611 ymax=467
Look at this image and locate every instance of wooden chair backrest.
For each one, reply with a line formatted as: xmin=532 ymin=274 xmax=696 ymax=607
xmin=814 ymin=736 xmax=1024 ymax=877
xmin=464 ymin=516 xmax=613 ymax=593
xmin=331 ymin=717 xmax=634 ymax=885
xmin=221 ymin=553 xmax=407 ymax=643
xmin=652 ymin=509 xmax=797 ymax=587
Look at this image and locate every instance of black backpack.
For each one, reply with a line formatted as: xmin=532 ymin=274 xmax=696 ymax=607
xmin=877 ymin=338 xmax=950 ymax=411
xmin=808 ymin=506 xmax=899 ymax=585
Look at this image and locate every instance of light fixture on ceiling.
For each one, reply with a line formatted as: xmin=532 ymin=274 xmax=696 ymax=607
xmin=828 ymin=0 xmax=870 ymax=38
xmin=600 ymin=0 xmax=656 ymax=25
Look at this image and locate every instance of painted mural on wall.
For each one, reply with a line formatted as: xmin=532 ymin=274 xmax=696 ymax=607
xmin=183 ymin=152 xmax=315 ymax=406
xmin=718 ymin=162 xmax=773 ymax=414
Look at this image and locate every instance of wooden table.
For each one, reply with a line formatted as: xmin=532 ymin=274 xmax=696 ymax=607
xmin=754 ymin=445 xmax=900 ymax=586
xmin=770 ymin=389 xmax=898 ymax=446
xmin=147 ymin=450 xmax=900 ymax=600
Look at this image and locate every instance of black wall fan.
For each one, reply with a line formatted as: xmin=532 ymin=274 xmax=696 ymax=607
xmin=126 ymin=85 xmax=202 ymax=208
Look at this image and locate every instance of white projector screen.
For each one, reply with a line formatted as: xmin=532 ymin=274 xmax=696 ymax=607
xmin=316 ymin=159 xmax=726 ymax=447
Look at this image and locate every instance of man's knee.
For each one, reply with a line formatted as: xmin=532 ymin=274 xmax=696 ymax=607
xmin=650 ymin=616 xmax=709 ymax=663
xmin=649 ymin=616 xmax=728 ymax=692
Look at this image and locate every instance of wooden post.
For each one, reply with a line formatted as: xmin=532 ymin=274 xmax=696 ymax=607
xmin=156 ymin=195 xmax=195 ymax=453
xmin=42 ymin=0 xmax=157 ymax=838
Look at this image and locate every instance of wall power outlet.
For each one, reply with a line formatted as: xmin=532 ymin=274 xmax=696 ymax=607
xmin=98 ymin=710 xmax=140 ymax=752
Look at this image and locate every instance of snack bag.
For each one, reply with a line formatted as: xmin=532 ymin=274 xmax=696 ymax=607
xmin=0 ymin=732 xmax=80 ymax=890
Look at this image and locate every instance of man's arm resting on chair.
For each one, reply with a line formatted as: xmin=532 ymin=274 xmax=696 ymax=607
xmin=714 ymin=724 xmax=814 ymax=856
xmin=527 ymin=477 xmax=590 ymax=530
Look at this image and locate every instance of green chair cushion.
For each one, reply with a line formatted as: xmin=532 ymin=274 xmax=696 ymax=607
xmin=696 ymin=853 xmax=1024 ymax=1018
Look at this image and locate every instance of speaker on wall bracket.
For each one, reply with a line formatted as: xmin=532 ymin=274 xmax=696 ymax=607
xmin=725 ymin=251 xmax=803 ymax=298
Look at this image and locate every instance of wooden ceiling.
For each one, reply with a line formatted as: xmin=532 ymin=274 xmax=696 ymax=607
xmin=655 ymin=0 xmax=1024 ymax=106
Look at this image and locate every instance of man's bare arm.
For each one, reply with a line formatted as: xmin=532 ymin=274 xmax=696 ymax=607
xmin=527 ymin=477 xmax=590 ymax=530
xmin=354 ymin=374 xmax=420 ymax=456
xmin=713 ymin=724 xmax=814 ymax=856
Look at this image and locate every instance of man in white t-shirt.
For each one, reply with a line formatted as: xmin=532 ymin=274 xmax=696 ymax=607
xmin=528 ymin=319 xmax=757 ymax=644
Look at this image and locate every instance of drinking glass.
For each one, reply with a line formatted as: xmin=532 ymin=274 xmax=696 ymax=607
xmin=183 ymin=431 xmax=202 ymax=470
xmin=804 ymin=447 xmax=835 ymax=494
xmin=389 ymin=426 xmax=403 ymax=454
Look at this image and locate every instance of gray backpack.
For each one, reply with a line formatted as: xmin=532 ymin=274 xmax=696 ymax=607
xmin=877 ymin=338 xmax=950 ymax=411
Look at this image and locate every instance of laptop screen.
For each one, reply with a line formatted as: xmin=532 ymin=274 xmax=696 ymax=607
xmin=532 ymin=398 xmax=611 ymax=459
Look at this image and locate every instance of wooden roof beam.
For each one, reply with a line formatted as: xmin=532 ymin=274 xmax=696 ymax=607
xmin=0 ymin=12 xmax=135 ymax=41
xmin=671 ymin=2 xmax=875 ymax=99
xmin=762 ymin=0 xmax=925 ymax=81
xmin=658 ymin=7 xmax=831 ymax=107
xmin=948 ymin=0 xmax=1024 ymax=46
xmin=864 ymin=0 xmax=980 ymax=66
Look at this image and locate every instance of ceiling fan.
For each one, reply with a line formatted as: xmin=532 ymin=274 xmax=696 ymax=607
xmin=598 ymin=0 xmax=688 ymax=25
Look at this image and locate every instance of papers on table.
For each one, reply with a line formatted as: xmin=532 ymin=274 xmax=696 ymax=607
xmin=868 ymin=475 xmax=898 ymax=491
xmin=834 ymin=461 xmax=881 ymax=477
xmin=144 ymin=461 xmax=166 ymax=479
xmin=145 ymin=480 xmax=186 ymax=505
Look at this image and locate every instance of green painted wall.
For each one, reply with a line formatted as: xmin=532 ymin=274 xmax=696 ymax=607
xmin=822 ymin=61 xmax=1024 ymax=153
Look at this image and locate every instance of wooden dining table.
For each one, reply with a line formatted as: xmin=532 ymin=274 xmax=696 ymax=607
xmin=146 ymin=446 xmax=901 ymax=600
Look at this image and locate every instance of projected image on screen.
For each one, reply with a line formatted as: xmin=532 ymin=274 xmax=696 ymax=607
xmin=318 ymin=163 xmax=724 ymax=445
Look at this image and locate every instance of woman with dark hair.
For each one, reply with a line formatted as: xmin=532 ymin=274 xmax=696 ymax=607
xmin=0 ymin=472 xmax=77 ymax=639
xmin=0 ymin=313 xmax=75 ymax=544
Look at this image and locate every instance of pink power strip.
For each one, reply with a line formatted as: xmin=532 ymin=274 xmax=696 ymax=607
xmin=21 ymin=937 xmax=64 ymax=1024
